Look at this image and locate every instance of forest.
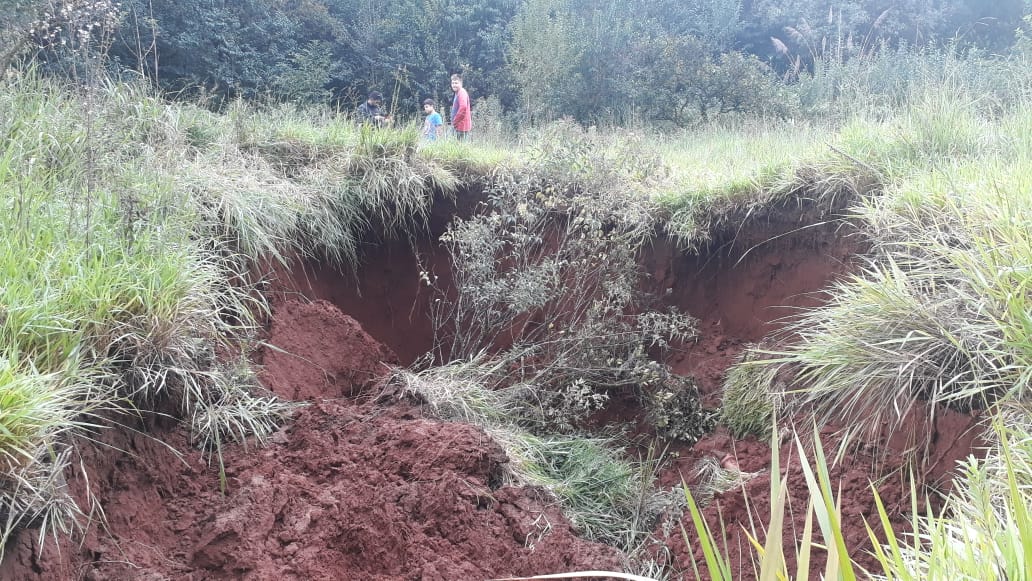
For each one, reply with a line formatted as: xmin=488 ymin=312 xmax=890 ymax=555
xmin=2 ymin=0 xmax=1029 ymax=124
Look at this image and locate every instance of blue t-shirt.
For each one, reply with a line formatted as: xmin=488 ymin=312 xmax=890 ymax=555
xmin=424 ymin=112 xmax=443 ymax=141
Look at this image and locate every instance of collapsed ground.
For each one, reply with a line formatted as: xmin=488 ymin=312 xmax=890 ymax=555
xmin=0 ymin=192 xmax=984 ymax=580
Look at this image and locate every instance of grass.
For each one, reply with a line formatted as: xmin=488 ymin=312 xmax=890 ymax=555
xmin=654 ymin=117 xmax=880 ymax=250
xmin=719 ymin=347 xmax=783 ymax=441
xmin=492 ymin=427 xmax=658 ymax=548
xmin=747 ymin=103 xmax=1032 ymax=443
xmin=657 ymin=120 xmax=827 ymax=199
xmin=390 ymin=355 xmax=527 ymax=427
xmin=181 ymin=104 xmax=461 ymax=267
xmin=0 ymin=75 xmax=366 ymax=553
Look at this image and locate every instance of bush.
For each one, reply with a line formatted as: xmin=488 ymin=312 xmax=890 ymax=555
xmin=644 ymin=375 xmax=715 ymax=444
xmin=428 ymin=164 xmax=696 ymax=428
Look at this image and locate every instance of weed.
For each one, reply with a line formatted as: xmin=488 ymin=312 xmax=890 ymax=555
xmin=720 ymin=348 xmax=784 ymax=441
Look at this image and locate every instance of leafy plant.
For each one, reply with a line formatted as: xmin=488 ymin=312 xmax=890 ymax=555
xmin=644 ymin=375 xmax=715 ymax=444
xmin=681 ymin=426 xmax=860 ymax=581
xmin=427 ymin=166 xmax=696 ymax=429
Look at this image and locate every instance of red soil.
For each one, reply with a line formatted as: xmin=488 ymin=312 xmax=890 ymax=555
xmin=260 ymin=299 xmax=399 ymax=400
xmin=263 ymin=238 xmax=448 ymax=366
xmin=1 ymin=196 xmax=986 ymax=581
xmin=1 ymin=300 xmax=619 ymax=580
xmin=638 ymin=207 xmax=985 ymax=578
xmin=644 ymin=210 xmax=864 ymax=399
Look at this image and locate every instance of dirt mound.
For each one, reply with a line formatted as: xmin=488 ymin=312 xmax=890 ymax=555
xmin=1 ymin=294 xmax=620 ymax=580
xmin=260 ymin=299 xmax=399 ymax=400
xmin=189 ymin=403 xmax=621 ymax=580
xmin=265 ymin=241 xmax=450 ymax=366
xmin=3 ymin=404 xmax=620 ymax=581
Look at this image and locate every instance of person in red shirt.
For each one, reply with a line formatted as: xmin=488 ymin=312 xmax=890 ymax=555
xmin=449 ymin=73 xmax=472 ymax=140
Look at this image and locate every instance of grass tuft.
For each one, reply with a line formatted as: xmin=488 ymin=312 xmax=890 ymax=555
xmin=719 ymin=348 xmax=784 ymax=441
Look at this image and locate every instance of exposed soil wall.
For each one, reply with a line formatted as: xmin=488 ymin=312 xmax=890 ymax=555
xmin=644 ymin=201 xmax=866 ymax=397
xmin=272 ymin=242 xmax=446 ymax=365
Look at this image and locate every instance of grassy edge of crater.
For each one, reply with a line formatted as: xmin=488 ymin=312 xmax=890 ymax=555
xmin=713 ymin=95 xmax=1032 ymax=579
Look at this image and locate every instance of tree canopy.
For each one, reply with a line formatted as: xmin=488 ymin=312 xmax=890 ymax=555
xmin=6 ymin=0 xmax=1029 ymax=122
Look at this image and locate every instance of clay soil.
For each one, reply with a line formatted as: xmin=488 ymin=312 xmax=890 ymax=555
xmin=1 ymin=196 xmax=985 ymax=580
xmin=1 ymin=299 xmax=620 ymax=581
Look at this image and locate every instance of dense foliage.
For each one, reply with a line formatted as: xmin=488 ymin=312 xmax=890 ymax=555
xmin=2 ymin=0 xmax=1028 ymax=122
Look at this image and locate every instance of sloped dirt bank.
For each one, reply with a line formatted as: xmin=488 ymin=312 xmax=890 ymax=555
xmin=637 ymin=203 xmax=986 ymax=578
xmin=645 ymin=202 xmax=866 ymax=397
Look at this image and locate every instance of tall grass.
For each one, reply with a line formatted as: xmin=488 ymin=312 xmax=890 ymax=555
xmin=0 ymin=74 xmax=302 ymax=554
xmin=795 ymin=44 xmax=1032 ymax=120
xmin=683 ymin=427 xmax=862 ymax=581
xmin=180 ymin=104 xmax=460 ymax=267
xmin=751 ymin=102 xmax=1032 ymax=441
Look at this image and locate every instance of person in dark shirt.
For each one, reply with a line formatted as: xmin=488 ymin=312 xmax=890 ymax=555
xmin=357 ymin=91 xmax=392 ymax=127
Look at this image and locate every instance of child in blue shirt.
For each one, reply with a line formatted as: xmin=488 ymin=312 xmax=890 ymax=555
xmin=422 ymin=99 xmax=444 ymax=141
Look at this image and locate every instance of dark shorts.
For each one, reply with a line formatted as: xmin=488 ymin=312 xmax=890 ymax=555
xmin=455 ymin=130 xmax=470 ymax=141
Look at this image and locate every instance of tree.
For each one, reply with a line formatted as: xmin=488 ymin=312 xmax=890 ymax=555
xmin=110 ymin=0 xmax=306 ymax=98
xmin=508 ymin=0 xmax=584 ymax=123
xmin=644 ymin=0 xmax=743 ymax=52
xmin=634 ymin=33 xmax=791 ymax=126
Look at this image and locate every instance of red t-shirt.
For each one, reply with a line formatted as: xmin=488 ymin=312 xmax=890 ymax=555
xmin=450 ymin=88 xmax=472 ymax=132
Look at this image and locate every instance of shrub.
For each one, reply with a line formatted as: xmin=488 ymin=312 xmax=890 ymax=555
xmin=427 ymin=165 xmax=696 ymax=429
xmin=644 ymin=375 xmax=715 ymax=444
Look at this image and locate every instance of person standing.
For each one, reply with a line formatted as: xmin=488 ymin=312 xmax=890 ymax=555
xmin=357 ymin=91 xmax=392 ymax=127
xmin=422 ymin=99 xmax=444 ymax=141
xmin=449 ymin=74 xmax=471 ymax=140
